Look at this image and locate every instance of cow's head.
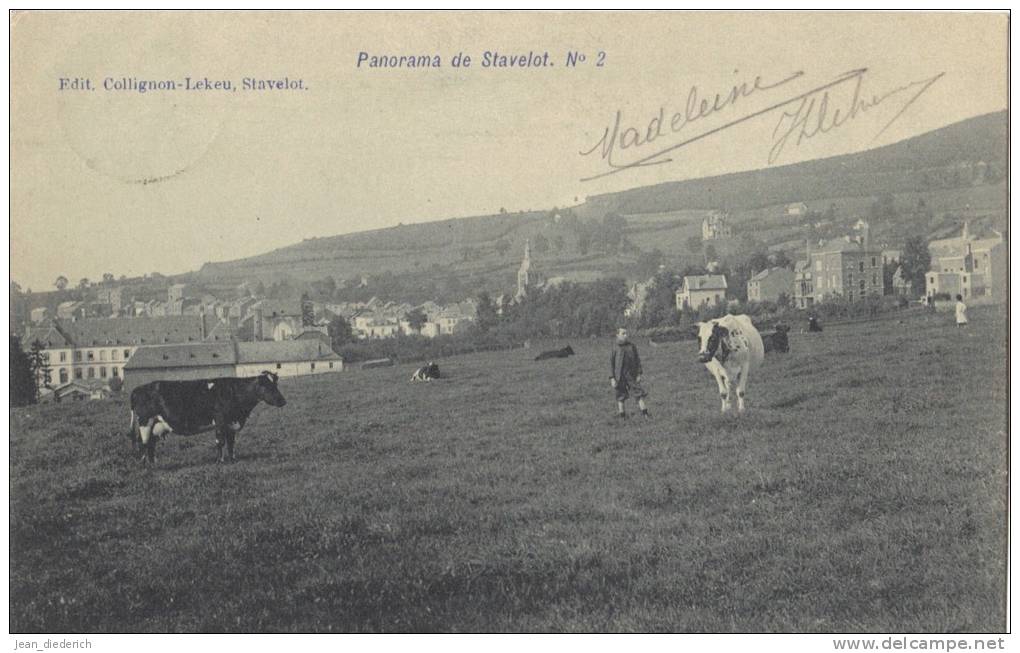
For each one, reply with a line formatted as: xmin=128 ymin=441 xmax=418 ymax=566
xmin=256 ymin=371 xmax=287 ymax=407
xmin=696 ymin=321 xmax=729 ymax=364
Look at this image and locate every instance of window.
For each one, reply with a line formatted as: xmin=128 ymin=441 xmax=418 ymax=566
xmin=87 ymin=350 xmax=95 ymax=361
xmin=311 ymin=363 xmax=316 ymax=371
xmin=74 ymin=369 xmax=83 ymax=380
xmin=59 ymin=369 xmax=68 ymax=384
xmin=59 ymin=351 xmax=67 ymax=362
xmin=87 ymin=367 xmax=95 ymax=379
xmin=124 ymin=349 xmax=131 ymax=359
xmin=276 ymin=363 xmax=282 ymax=369
xmin=111 ymin=367 xmax=119 ymax=378
xmin=74 ymin=351 xmax=82 ymax=362
xmin=111 ymin=350 xmax=118 ymax=360
xmin=859 ymin=261 xmax=865 ymax=273
xmin=41 ymin=352 xmax=50 ymax=363
xmin=328 ymin=362 xmax=334 ymax=369
xmin=815 ymin=260 xmax=822 ymax=271
xmin=871 ymin=257 xmax=877 ymax=267
xmin=100 ymin=367 xmax=107 ymax=378
xmin=100 ymin=350 xmax=107 ymax=361
xmin=860 ymin=280 xmax=865 ymax=291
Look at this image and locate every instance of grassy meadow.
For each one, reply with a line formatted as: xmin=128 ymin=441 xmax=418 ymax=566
xmin=9 ymin=306 xmax=1007 ymax=632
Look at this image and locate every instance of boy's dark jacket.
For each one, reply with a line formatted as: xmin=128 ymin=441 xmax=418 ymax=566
xmin=611 ymin=341 xmax=643 ymax=381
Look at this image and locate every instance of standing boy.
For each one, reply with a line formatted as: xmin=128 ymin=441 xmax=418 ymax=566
xmin=610 ymin=328 xmax=650 ymax=419
xmin=955 ymin=294 xmax=969 ymax=327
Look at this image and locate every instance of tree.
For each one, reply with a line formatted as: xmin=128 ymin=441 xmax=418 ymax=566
xmin=475 ymin=291 xmax=500 ymax=332
xmin=300 ymin=293 xmax=315 ymax=327
xmin=78 ymin=278 xmax=90 ymax=290
xmin=552 ymin=235 xmax=565 ymax=252
xmin=900 ymin=236 xmax=931 ymax=297
xmin=10 ymin=336 xmax=37 ymax=407
xmin=404 ymin=308 xmax=428 ymax=333
xmin=495 ymin=238 xmax=512 ymax=257
xmin=28 ymin=340 xmax=51 ymax=392
xmin=54 ymin=275 xmax=68 ymax=291
xmin=704 ymin=244 xmax=718 ymax=262
xmin=102 ymin=272 xmax=115 ymax=284
xmin=533 ymin=233 xmax=550 ymax=254
xmin=108 ymin=376 xmax=124 ymax=393
xmin=327 ymin=315 xmax=354 ymax=351
xmin=10 ymin=281 xmax=22 ymax=295
xmin=686 ymin=234 xmax=703 ymax=253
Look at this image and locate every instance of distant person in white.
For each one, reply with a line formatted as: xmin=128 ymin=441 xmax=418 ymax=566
xmin=955 ymin=294 xmax=969 ymax=327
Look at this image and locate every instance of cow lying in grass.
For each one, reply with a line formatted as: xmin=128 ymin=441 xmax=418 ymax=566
xmin=762 ymin=324 xmax=790 ymax=353
xmin=128 ymin=371 xmax=287 ymax=465
xmin=696 ymin=315 xmax=765 ymax=413
xmin=411 ymin=362 xmax=441 ymax=381
xmin=534 ymin=345 xmax=574 ymax=361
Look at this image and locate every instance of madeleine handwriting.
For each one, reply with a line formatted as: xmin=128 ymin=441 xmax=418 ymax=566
xmin=768 ymin=70 xmax=945 ymax=164
xmin=580 ymin=68 xmax=944 ymax=182
xmin=579 ymin=71 xmax=805 ymax=179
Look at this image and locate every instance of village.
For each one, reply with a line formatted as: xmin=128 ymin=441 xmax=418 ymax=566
xmin=12 ymin=203 xmax=1006 ymax=405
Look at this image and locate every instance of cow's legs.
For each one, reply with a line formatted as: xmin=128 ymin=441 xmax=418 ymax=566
xmin=215 ymin=427 xmax=227 ymax=463
xmin=225 ymin=428 xmax=237 ymax=462
xmin=138 ymin=418 xmax=156 ymax=464
xmin=216 ymin=425 xmax=239 ymax=463
xmin=712 ymin=369 xmax=731 ymax=413
xmin=736 ymin=365 xmax=750 ymax=412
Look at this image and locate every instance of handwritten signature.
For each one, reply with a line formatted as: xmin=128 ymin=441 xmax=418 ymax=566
xmin=579 ymin=68 xmax=944 ymax=182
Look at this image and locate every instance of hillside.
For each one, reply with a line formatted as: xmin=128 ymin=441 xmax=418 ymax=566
xmin=193 ymin=111 xmax=1007 ymax=291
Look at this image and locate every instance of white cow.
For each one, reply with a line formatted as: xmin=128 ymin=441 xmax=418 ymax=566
xmin=696 ymin=314 xmax=765 ymax=413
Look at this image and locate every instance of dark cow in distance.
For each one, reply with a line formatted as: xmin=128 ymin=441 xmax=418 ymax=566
xmin=128 ymin=371 xmax=287 ymax=465
xmin=535 ymin=345 xmax=575 ymax=361
xmin=762 ymin=324 xmax=790 ymax=354
xmin=411 ymin=361 xmax=441 ymax=381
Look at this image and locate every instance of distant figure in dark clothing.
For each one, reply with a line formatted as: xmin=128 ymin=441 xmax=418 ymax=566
xmin=808 ymin=315 xmax=823 ymax=332
xmin=610 ymin=328 xmax=649 ymax=419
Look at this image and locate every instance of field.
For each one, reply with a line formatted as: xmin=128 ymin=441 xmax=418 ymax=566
xmin=10 ymin=307 xmax=1007 ymax=632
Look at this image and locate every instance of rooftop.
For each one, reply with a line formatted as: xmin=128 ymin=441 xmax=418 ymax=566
xmin=123 ymin=342 xmax=237 ymax=370
xmin=681 ymin=275 xmax=728 ymax=291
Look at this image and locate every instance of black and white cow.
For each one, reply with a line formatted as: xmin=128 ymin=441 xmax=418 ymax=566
xmin=534 ymin=345 xmax=574 ymax=361
xmin=127 ymin=371 xmax=286 ymax=464
xmin=410 ymin=361 xmax=441 ymax=381
xmin=696 ymin=315 xmax=764 ymax=413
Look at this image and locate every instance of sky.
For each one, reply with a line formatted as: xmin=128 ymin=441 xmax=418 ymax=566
xmin=10 ymin=11 xmax=1008 ymax=291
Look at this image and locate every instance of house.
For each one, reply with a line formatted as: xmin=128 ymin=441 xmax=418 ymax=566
xmin=122 ymin=341 xmax=239 ymax=392
xmin=701 ymin=211 xmax=732 ymax=240
xmin=881 ymin=250 xmax=901 ymax=266
xmin=794 ymin=232 xmax=883 ymax=305
xmin=747 ymin=267 xmax=795 ymax=303
xmin=56 ymin=301 xmax=85 ymax=320
xmin=251 ymin=297 xmax=310 ymax=341
xmin=235 ymin=340 xmax=342 ymax=378
xmin=924 ymin=222 xmax=1006 ymax=300
xmin=123 ymin=339 xmax=343 ymax=392
xmin=55 ymin=379 xmax=112 ymax=401
xmin=30 ymin=307 xmax=49 ymax=323
xmin=22 ymin=315 xmax=222 ymax=389
xmin=676 ymin=275 xmax=728 ymax=310
xmin=787 ymin=202 xmax=808 ymax=217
